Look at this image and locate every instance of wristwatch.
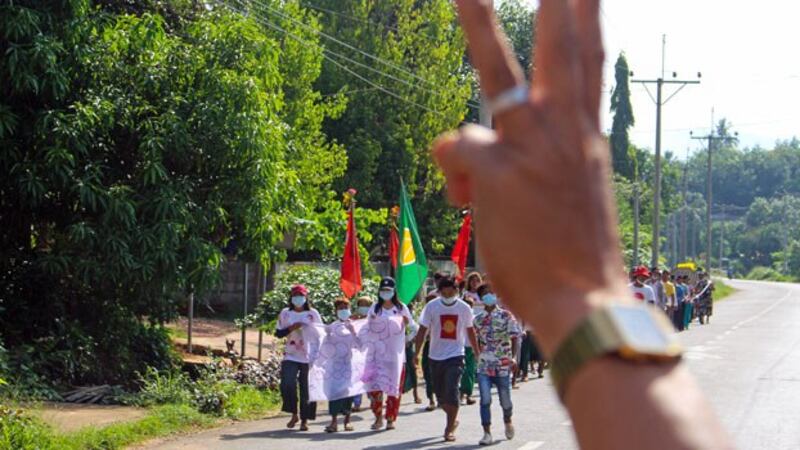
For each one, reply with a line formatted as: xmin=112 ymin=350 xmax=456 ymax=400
xmin=550 ymin=303 xmax=682 ymax=400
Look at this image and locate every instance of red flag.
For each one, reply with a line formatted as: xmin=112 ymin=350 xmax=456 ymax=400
xmin=451 ymin=213 xmax=472 ymax=279
xmin=388 ymin=224 xmax=399 ymax=269
xmin=340 ymin=207 xmax=362 ymax=298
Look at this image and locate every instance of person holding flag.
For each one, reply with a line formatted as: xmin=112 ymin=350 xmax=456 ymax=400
xmin=395 ymin=181 xmax=428 ymax=304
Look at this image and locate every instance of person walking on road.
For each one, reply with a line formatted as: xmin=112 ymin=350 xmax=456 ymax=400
xmin=420 ymin=292 xmax=439 ymax=411
xmin=367 ymin=277 xmax=415 ymax=431
xmin=629 ymin=266 xmax=656 ymax=304
xmin=414 ymin=276 xmax=481 ymax=442
xmin=325 ymin=298 xmax=358 ymax=433
xmin=275 ymin=284 xmax=322 ymax=431
xmin=662 ymin=270 xmax=677 ymax=325
xmin=350 ymin=296 xmax=373 ymax=412
xmin=473 ymin=283 xmax=520 ymax=445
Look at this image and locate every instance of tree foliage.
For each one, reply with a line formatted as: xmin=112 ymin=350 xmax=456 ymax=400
xmin=610 ymin=53 xmax=635 ymax=179
xmin=0 ymin=0 xmax=342 ymax=385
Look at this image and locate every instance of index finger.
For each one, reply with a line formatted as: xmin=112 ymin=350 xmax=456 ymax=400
xmin=454 ymin=0 xmax=525 ymax=98
xmin=454 ymin=0 xmax=531 ymax=133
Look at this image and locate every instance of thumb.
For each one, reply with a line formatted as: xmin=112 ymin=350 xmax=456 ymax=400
xmin=432 ymin=125 xmax=499 ymax=207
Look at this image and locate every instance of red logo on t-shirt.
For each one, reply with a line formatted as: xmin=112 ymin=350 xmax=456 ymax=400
xmin=634 ymin=292 xmax=645 ymax=301
xmin=440 ymin=314 xmax=458 ymax=339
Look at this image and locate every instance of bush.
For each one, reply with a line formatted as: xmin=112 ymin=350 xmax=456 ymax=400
xmin=123 ymin=367 xmax=192 ymax=407
xmin=746 ymin=266 xmax=792 ymax=281
xmin=0 ymin=406 xmax=56 ymax=450
xmin=256 ymin=265 xmax=380 ymax=324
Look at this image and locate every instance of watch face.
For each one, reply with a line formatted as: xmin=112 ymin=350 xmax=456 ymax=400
xmin=610 ymin=305 xmax=673 ymax=353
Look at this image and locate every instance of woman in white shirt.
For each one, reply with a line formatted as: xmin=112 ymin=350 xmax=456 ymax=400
xmin=275 ymin=284 xmax=322 ymax=431
xmin=367 ymin=277 xmax=415 ymax=431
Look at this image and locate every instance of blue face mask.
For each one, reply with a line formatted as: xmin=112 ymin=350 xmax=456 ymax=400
xmin=337 ymin=309 xmax=351 ymax=321
xmin=357 ymin=306 xmax=371 ymax=316
xmin=481 ymin=294 xmax=498 ymax=306
xmin=291 ymin=296 xmax=306 ymax=308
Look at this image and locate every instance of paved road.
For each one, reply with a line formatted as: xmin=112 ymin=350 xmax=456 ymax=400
xmin=146 ymin=280 xmax=800 ymax=450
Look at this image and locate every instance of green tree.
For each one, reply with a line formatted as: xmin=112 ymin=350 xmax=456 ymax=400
xmin=0 ymin=1 xmax=342 ymax=386
xmin=610 ymin=53 xmax=635 ymax=179
xmin=306 ymin=0 xmax=473 ymax=255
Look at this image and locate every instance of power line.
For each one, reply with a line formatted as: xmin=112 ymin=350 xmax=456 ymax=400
xmin=299 ymin=2 xmax=401 ymax=33
xmin=230 ymin=0 xmax=478 ymax=108
xmin=223 ymin=1 xmax=448 ymax=117
xmin=243 ymin=0 xmax=456 ymax=93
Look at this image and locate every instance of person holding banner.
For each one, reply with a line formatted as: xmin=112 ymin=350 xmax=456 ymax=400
xmin=367 ymin=277 xmax=415 ymax=431
xmin=276 ymin=284 xmax=322 ymax=431
xmin=325 ymin=298 xmax=358 ymax=433
xmin=413 ymin=276 xmax=481 ymax=442
xmin=350 ymin=296 xmax=373 ymax=412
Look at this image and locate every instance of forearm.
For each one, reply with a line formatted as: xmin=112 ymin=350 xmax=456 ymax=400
xmin=566 ymin=357 xmax=733 ymax=450
xmin=518 ymin=285 xmax=731 ymax=450
xmin=413 ymin=327 xmax=427 ymax=360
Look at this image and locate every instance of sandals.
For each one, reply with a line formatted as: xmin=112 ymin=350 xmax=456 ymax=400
xmin=465 ymin=397 xmax=476 ymax=405
xmin=324 ymin=425 xmax=338 ymax=433
xmin=286 ymin=416 xmax=299 ymax=429
xmin=425 ymin=404 xmax=437 ymax=411
xmin=386 ymin=421 xmax=395 ymax=430
xmin=443 ymin=421 xmax=459 ymax=442
xmin=344 ymin=423 xmax=355 ymax=432
xmin=370 ymin=419 xmax=384 ymax=430
xmin=299 ymin=422 xmax=309 ymax=431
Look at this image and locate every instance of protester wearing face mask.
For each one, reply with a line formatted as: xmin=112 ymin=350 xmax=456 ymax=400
xmin=275 ymin=284 xmax=322 ymax=431
xmin=473 ymin=283 xmax=521 ymax=445
xmin=413 ymin=276 xmax=481 ymax=442
xmin=350 ymin=296 xmax=373 ymax=412
xmin=366 ymin=277 xmax=415 ymax=431
xmin=325 ymin=298 xmax=358 ymax=433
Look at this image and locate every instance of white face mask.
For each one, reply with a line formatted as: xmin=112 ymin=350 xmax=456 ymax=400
xmin=357 ymin=306 xmax=371 ymax=316
xmin=291 ymin=296 xmax=306 ymax=307
xmin=442 ymin=296 xmax=458 ymax=306
xmin=379 ymin=289 xmax=395 ymax=301
xmin=337 ymin=309 xmax=351 ymax=321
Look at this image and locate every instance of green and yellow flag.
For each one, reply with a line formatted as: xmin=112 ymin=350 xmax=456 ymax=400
xmin=396 ymin=181 xmax=428 ymax=304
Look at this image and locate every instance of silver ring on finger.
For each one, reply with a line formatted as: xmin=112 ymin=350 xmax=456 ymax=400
xmin=486 ymin=84 xmax=529 ymax=116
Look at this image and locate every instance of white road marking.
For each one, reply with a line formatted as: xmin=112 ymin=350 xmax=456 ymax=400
xmin=517 ymin=442 xmax=545 ymax=450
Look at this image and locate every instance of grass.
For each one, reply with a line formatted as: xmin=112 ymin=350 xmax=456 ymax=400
xmin=223 ymin=386 xmax=281 ymax=421
xmin=713 ymin=278 xmax=736 ymax=301
xmin=2 ymin=389 xmax=281 ymax=450
xmin=52 ymin=404 xmax=215 ymax=450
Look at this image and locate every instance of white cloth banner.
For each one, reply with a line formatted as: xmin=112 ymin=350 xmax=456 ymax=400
xmin=303 ymin=316 xmax=405 ymax=402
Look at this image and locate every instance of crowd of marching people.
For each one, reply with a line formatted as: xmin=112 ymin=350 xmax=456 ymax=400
xmin=627 ymin=265 xmax=716 ymax=330
xmin=274 ymin=271 xmax=547 ymax=445
xmin=273 ymin=266 xmax=716 ymax=444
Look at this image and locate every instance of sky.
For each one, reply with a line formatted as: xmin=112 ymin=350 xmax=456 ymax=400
xmin=526 ymin=0 xmax=800 ymax=159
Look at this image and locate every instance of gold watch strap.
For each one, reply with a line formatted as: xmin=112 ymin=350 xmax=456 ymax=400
xmin=550 ymin=309 xmax=621 ymax=399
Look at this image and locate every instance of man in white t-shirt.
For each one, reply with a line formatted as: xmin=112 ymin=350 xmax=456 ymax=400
xmin=629 ymin=266 xmax=656 ymax=304
xmin=414 ymin=276 xmax=481 ymax=442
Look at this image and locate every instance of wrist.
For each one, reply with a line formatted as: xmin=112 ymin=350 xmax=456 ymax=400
xmin=521 ymin=282 xmax=633 ymax=356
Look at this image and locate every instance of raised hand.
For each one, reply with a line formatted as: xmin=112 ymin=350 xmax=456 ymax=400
xmin=434 ymin=0 xmax=628 ymax=354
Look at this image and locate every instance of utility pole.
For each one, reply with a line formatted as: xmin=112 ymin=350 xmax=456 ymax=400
xmin=719 ymin=204 xmax=725 ymax=271
xmin=690 ymin=128 xmax=737 ymax=271
xmin=632 ymin=35 xmax=701 ymax=268
xmin=633 ymin=179 xmax=640 ymax=268
xmin=679 ymin=148 xmax=689 ymax=262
